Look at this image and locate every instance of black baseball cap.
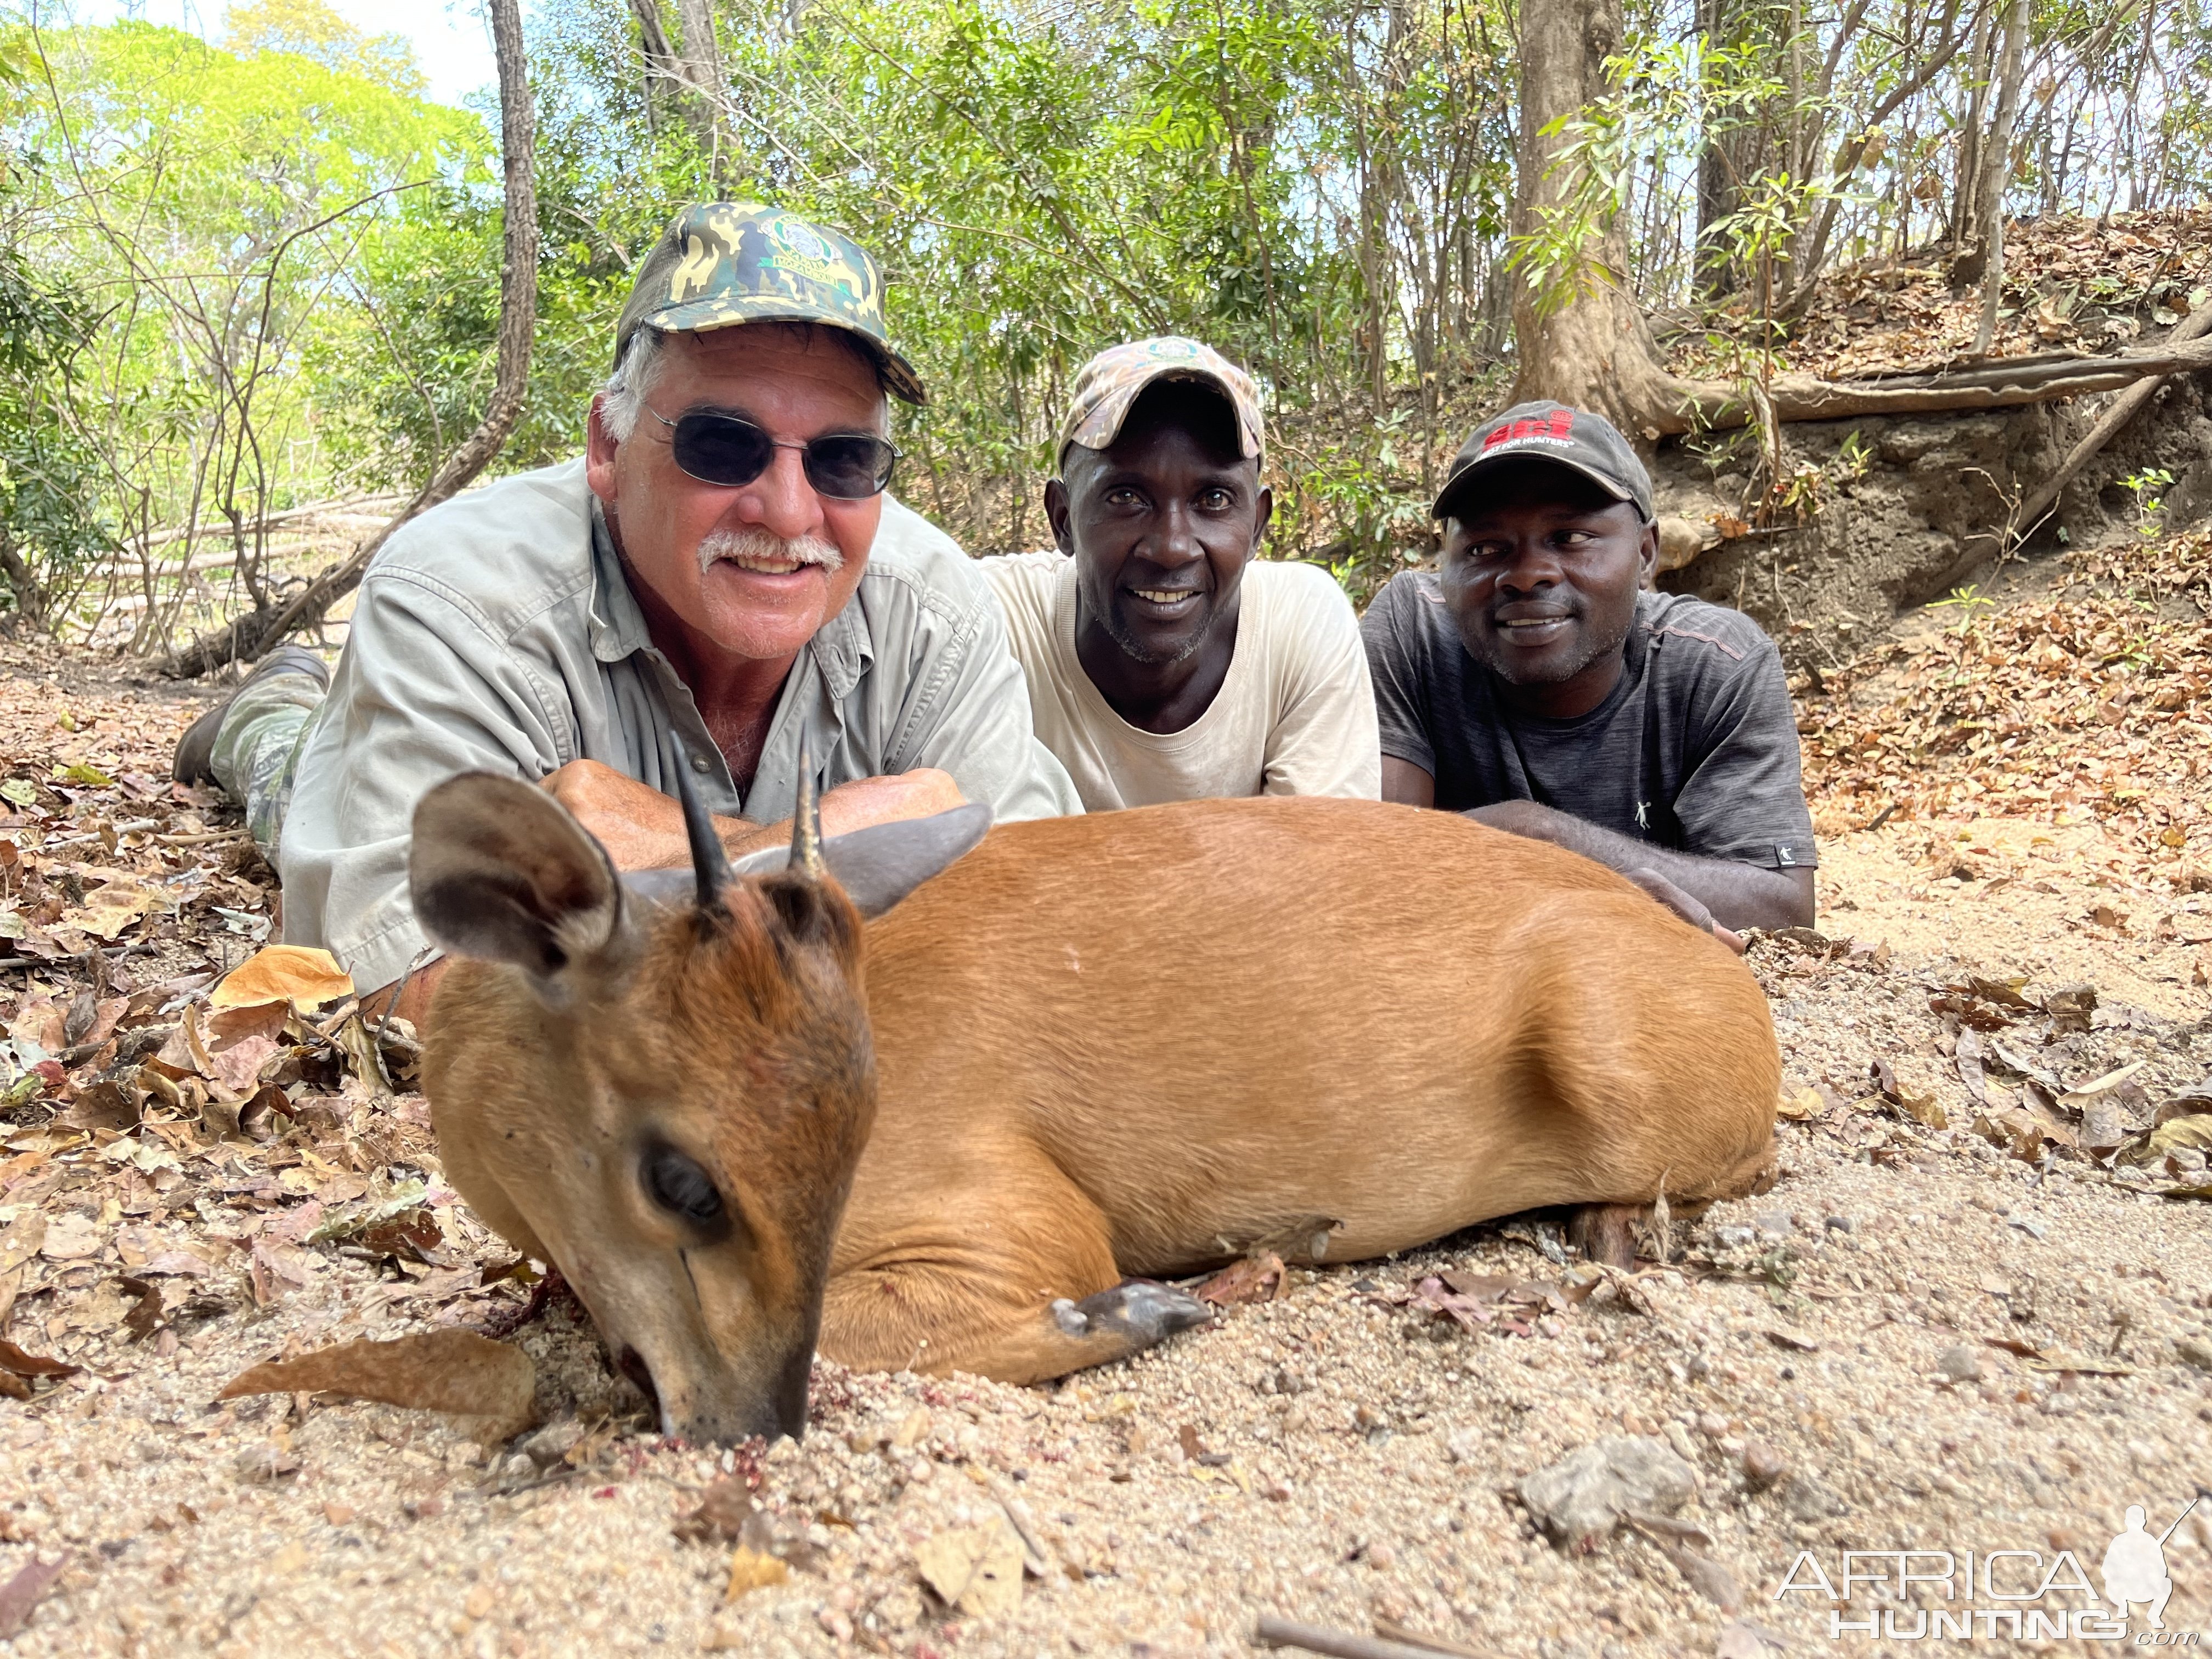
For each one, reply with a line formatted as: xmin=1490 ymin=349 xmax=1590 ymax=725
xmin=1432 ymin=401 xmax=1654 ymax=523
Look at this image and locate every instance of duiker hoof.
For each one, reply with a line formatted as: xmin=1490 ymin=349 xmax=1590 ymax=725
xmin=1076 ymin=1280 xmax=1214 ymax=1342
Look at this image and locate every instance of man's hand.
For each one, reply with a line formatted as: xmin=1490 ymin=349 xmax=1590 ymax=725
xmin=541 ymin=758 xmax=692 ymax=869
xmin=1466 ymin=798 xmax=1809 ymax=939
xmin=539 ymin=757 xmax=967 ymax=870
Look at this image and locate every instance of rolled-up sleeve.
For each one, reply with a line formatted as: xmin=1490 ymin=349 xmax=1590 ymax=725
xmin=277 ymin=567 xmax=570 ymax=992
xmin=883 ymin=579 xmax=1081 ymax=822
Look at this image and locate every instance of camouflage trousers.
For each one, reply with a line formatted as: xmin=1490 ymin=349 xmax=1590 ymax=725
xmin=207 ymin=674 xmax=325 ymax=866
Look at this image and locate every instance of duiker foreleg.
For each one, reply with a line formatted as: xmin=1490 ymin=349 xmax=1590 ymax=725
xmin=819 ymin=1173 xmax=1211 ymax=1385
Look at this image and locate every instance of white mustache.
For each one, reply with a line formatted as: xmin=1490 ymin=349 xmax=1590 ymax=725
xmin=696 ymin=526 xmax=844 ymax=576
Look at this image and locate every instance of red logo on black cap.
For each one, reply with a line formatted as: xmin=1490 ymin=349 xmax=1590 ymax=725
xmin=1482 ymin=408 xmax=1576 ymax=451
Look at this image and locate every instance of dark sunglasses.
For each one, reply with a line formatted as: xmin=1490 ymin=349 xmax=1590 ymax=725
xmin=646 ymin=407 xmax=901 ymax=500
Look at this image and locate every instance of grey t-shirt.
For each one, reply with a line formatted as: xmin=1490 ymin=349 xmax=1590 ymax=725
xmin=1361 ymin=577 xmax=1816 ymax=869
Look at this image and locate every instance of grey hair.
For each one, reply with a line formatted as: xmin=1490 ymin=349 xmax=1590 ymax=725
xmin=596 ymin=321 xmax=896 ymax=446
xmin=598 ymin=328 xmax=667 ymax=444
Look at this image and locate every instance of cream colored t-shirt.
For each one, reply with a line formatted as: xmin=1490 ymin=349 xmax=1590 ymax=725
xmin=980 ymin=552 xmax=1380 ymax=811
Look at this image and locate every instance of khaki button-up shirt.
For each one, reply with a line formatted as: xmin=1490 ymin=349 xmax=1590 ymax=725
xmin=278 ymin=459 xmax=1080 ymax=991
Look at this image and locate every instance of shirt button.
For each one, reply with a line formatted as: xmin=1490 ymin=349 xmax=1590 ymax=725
xmin=691 ymin=752 xmax=711 ymax=772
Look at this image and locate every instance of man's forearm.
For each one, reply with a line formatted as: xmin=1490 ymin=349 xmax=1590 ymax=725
xmin=1469 ymin=800 xmax=1815 ymax=932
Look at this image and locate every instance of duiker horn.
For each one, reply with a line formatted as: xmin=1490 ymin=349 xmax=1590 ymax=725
xmin=669 ymin=735 xmax=733 ymax=918
xmin=789 ymin=740 xmax=825 ymax=879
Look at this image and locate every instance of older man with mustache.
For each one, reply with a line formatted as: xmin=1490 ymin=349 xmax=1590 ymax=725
xmin=173 ymin=204 xmax=1079 ymax=1029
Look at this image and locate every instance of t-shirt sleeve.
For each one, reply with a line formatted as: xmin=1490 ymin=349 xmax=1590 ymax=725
xmin=276 ymin=568 xmax=572 ymax=994
xmin=1260 ymin=568 xmax=1380 ymax=799
xmin=1672 ymin=640 xmax=1819 ymax=869
xmin=1359 ymin=575 xmax=1437 ymax=777
xmin=881 ymin=570 xmax=1081 ymax=823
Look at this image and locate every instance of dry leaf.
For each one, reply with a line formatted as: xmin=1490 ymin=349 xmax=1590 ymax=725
xmin=1777 ymin=1086 xmax=1823 ymax=1120
xmin=66 ymin=877 xmax=157 ymax=940
xmin=724 ymin=1547 xmax=788 ymax=1600
xmin=212 ymin=945 xmax=354 ymax=1012
xmin=1195 ymin=1251 xmax=1287 ymax=1306
xmin=915 ymin=1515 xmax=1023 ymax=1616
xmin=676 ymin=1477 xmax=760 ymax=1545
xmin=218 ymin=1329 xmax=536 ymax=1440
xmin=0 ymin=1339 xmax=80 ymax=1381
xmin=0 ymin=1555 xmax=67 ymax=1640
xmin=2126 ymin=1114 xmax=2212 ymax=1165
xmin=2060 ymin=1059 xmax=2147 ymax=1105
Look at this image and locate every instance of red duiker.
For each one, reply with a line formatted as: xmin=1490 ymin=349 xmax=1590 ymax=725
xmin=411 ymin=752 xmax=1780 ymax=1443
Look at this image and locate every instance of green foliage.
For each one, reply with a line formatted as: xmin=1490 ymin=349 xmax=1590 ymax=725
xmin=8 ymin=14 xmax=487 ymax=640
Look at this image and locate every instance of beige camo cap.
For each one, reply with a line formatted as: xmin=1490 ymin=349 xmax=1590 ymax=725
xmin=614 ymin=202 xmax=927 ymax=404
xmin=1057 ymin=337 xmax=1264 ymax=468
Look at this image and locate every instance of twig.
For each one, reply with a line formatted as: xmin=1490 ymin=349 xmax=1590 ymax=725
xmin=1372 ymin=1620 xmax=1491 ymax=1659
xmin=375 ymin=946 xmax=438 ymax=1051
xmin=1255 ymin=1616 xmax=1481 ymax=1659
xmin=0 ymin=941 xmax=157 ymax=973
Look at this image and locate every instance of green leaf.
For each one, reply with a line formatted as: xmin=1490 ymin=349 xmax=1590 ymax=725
xmin=50 ymin=761 xmax=115 ymax=788
xmin=0 ymin=778 xmax=34 ymax=807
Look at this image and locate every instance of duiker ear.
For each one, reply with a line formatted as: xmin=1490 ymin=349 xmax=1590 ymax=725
xmin=410 ymin=774 xmax=623 ymax=979
xmin=729 ymin=802 xmax=991 ymax=918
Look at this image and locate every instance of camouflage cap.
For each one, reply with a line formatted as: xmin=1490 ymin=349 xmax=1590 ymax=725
xmin=613 ymin=202 xmax=927 ymax=405
xmin=1057 ymin=337 xmax=1264 ymax=469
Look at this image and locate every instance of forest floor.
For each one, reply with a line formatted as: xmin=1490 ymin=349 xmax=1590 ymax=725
xmin=1 ymin=530 xmax=2210 ymax=1659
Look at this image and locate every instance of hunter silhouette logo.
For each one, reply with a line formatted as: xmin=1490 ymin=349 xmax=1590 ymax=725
xmin=2103 ymin=1497 xmax=2197 ymax=1630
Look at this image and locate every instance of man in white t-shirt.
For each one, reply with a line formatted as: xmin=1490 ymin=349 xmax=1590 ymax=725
xmin=982 ymin=337 xmax=1378 ymax=811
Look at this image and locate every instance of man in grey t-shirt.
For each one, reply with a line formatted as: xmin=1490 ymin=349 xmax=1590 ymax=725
xmin=174 ymin=204 xmax=1077 ymax=1028
xmin=1361 ymin=402 xmax=1815 ymax=937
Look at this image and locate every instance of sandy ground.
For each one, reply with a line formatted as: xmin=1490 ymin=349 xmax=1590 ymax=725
xmin=2 ymin=652 xmax=2210 ymax=1659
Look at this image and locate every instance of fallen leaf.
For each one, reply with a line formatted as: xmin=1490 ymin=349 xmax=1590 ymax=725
xmin=2022 ymin=1350 xmax=2135 ymax=1377
xmin=676 ymin=1477 xmax=760 ymax=1545
xmin=37 ymin=1214 xmax=101 ymax=1261
xmin=60 ymin=1080 xmax=142 ymax=1133
xmin=1662 ymin=1540 xmax=1744 ymax=1611
xmin=66 ymin=877 xmax=158 ymax=940
xmin=0 ymin=1555 xmax=67 ymax=1639
xmin=2129 ymin=1114 xmax=2212 ymax=1164
xmin=206 ymin=1033 xmax=280 ymax=1097
xmin=0 ymin=1339 xmax=81 ymax=1381
xmin=218 ymin=1329 xmax=536 ymax=1440
xmin=119 ymin=1276 xmax=165 ymax=1342
xmin=212 ymin=945 xmax=354 ymax=1012
xmin=915 ymin=1515 xmax=1023 ymax=1616
xmin=2060 ymin=1059 xmax=2147 ymax=1105
xmin=724 ymin=1546 xmax=788 ymax=1600
xmin=1195 ymin=1251 xmax=1288 ymax=1306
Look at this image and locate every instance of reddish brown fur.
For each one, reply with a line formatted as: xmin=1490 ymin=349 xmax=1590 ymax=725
xmin=426 ymin=795 xmax=1779 ymax=1433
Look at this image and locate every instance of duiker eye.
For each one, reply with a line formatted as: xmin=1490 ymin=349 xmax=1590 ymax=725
xmin=644 ymin=1146 xmax=725 ymax=1224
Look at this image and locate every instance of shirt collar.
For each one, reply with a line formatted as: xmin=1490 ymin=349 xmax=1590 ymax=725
xmin=586 ymin=498 xmax=653 ymax=663
xmin=806 ymin=576 xmax=872 ymax=701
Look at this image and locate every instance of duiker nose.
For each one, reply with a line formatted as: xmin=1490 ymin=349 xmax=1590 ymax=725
xmin=773 ymin=1345 xmax=813 ymax=1442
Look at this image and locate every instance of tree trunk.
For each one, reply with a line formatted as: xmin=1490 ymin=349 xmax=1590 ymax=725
xmin=1508 ymin=0 xmax=1687 ymax=435
xmin=1949 ymin=6 xmax=1994 ymax=250
xmin=1507 ymin=0 xmax=2209 ymax=440
xmin=1971 ymin=0 xmax=2028 ymax=354
xmin=0 ymin=532 xmax=44 ymax=629
xmin=160 ymin=0 xmax=539 ymax=680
